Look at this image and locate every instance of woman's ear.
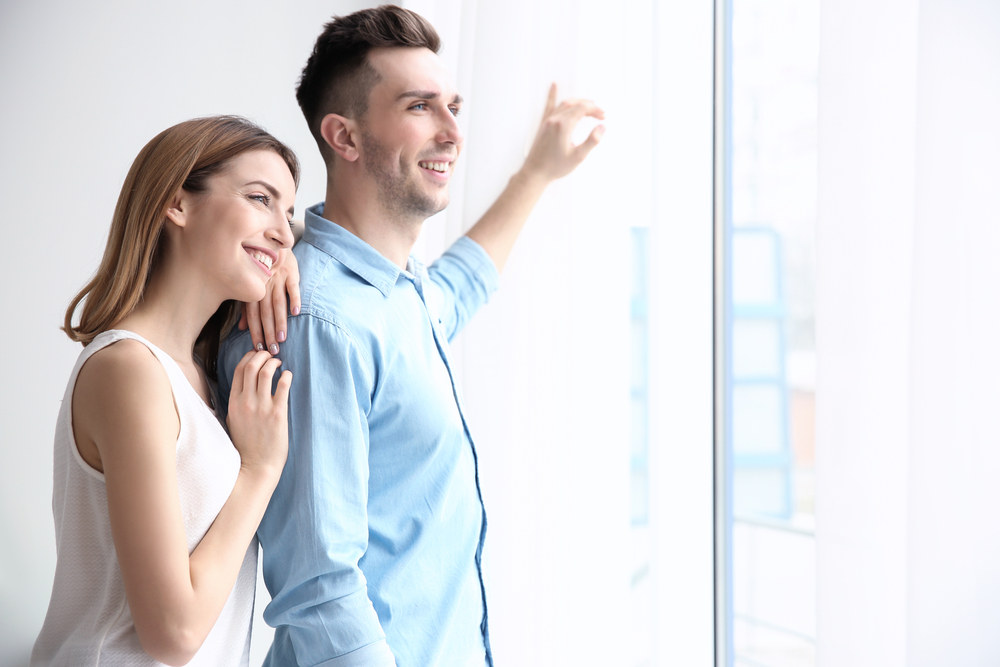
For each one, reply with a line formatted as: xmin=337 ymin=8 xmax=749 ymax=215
xmin=320 ymin=113 xmax=360 ymax=162
xmin=164 ymin=189 xmax=188 ymax=228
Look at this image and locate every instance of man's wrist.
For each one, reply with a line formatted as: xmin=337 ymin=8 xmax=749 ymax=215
xmin=509 ymin=165 xmax=552 ymax=194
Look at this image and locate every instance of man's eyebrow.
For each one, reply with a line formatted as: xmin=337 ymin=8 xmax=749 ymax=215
xmin=245 ymin=180 xmax=294 ymax=217
xmin=397 ymin=90 xmax=464 ymax=105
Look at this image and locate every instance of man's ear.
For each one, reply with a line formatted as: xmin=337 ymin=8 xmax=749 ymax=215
xmin=164 ymin=189 xmax=188 ymax=228
xmin=320 ymin=113 xmax=360 ymax=162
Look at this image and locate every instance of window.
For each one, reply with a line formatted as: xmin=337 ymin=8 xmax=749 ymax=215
xmin=723 ymin=1 xmax=819 ymax=665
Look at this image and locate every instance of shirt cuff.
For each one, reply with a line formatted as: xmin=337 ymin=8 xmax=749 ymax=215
xmin=450 ymin=236 xmax=501 ymax=296
xmin=313 ymin=640 xmax=396 ymax=667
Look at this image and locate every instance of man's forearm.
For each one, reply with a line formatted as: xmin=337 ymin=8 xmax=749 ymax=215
xmin=464 ymin=168 xmax=549 ymax=273
xmin=464 ymin=84 xmax=604 ymax=272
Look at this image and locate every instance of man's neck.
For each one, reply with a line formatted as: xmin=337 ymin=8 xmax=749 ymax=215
xmin=322 ymin=186 xmax=424 ymax=269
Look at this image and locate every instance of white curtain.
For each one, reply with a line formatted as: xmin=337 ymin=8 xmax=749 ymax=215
xmin=405 ymin=1 xmax=635 ymax=664
xmin=817 ymin=0 xmax=1000 ymax=664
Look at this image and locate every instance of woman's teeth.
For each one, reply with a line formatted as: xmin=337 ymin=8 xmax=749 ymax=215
xmin=252 ymin=251 xmax=273 ymax=270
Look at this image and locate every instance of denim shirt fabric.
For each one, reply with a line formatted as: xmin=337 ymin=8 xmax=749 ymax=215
xmin=218 ymin=204 xmax=497 ymax=667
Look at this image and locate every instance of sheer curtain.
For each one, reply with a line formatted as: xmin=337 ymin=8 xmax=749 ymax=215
xmin=405 ymin=1 xmax=634 ymax=664
xmin=817 ymin=0 xmax=1000 ymax=664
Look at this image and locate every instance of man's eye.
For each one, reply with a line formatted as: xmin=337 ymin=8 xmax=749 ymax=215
xmin=449 ymin=106 xmax=461 ymax=117
xmin=410 ymin=103 xmax=428 ymax=111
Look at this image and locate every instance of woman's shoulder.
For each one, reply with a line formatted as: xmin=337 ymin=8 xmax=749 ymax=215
xmin=75 ymin=338 xmax=176 ymax=429
xmin=72 ymin=335 xmax=180 ymax=469
xmin=80 ymin=336 xmax=164 ymax=384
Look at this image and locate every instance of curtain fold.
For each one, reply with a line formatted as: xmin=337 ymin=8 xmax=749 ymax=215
xmin=817 ymin=0 xmax=1000 ymax=664
xmin=405 ymin=1 xmax=634 ymax=664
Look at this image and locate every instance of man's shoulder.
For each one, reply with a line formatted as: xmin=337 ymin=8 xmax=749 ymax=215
xmin=295 ymin=244 xmax=394 ymax=332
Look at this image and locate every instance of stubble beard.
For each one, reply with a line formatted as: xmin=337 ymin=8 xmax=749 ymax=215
xmin=361 ymin=130 xmax=448 ymax=222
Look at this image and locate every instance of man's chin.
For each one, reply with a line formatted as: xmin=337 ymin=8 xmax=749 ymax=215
xmin=417 ymin=193 xmax=449 ymax=219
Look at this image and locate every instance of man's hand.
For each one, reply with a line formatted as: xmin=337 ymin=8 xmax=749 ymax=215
xmin=464 ymin=84 xmax=605 ymax=273
xmin=519 ymin=83 xmax=605 ymax=185
xmin=239 ymin=247 xmax=301 ymax=354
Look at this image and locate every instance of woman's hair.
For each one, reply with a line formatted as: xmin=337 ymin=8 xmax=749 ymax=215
xmin=64 ymin=115 xmax=300 ymax=378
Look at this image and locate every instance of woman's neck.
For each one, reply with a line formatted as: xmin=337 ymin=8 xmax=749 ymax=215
xmin=113 ymin=266 xmax=222 ymax=364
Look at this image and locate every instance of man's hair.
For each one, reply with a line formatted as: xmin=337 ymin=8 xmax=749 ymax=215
xmin=296 ymin=4 xmax=440 ymax=161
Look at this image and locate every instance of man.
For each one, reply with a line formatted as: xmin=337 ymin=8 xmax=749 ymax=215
xmin=219 ymin=5 xmax=603 ymax=665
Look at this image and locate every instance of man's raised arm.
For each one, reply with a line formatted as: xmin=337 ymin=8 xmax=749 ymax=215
xmin=465 ymin=83 xmax=605 ymax=272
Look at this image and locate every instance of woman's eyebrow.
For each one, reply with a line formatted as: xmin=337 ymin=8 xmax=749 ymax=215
xmin=244 ymin=180 xmax=294 ymax=217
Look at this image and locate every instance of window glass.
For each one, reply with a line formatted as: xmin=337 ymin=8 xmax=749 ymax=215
xmin=727 ymin=0 xmax=818 ymax=665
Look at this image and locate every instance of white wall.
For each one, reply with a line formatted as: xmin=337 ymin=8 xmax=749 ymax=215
xmin=0 ymin=1 xmax=651 ymax=665
xmin=0 ymin=2 xmax=367 ymax=663
xmin=1 ymin=2 xmax=721 ymax=665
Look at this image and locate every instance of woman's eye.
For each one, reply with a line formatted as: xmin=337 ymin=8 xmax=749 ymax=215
xmin=249 ymin=193 xmax=271 ymax=206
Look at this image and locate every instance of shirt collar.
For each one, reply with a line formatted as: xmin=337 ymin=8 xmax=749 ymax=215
xmin=302 ymin=203 xmax=412 ymax=297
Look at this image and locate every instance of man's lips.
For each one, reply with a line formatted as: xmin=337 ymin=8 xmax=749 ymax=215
xmin=418 ymin=159 xmax=452 ymax=173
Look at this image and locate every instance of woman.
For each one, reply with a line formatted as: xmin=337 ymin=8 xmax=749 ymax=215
xmin=32 ymin=116 xmax=297 ymax=666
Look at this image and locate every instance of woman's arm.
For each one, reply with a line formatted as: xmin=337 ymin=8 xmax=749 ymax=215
xmin=73 ymin=342 xmax=290 ymax=666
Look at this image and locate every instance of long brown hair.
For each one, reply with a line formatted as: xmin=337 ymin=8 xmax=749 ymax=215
xmin=64 ymin=115 xmax=300 ymax=378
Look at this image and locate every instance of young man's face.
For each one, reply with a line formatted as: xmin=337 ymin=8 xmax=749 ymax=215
xmin=357 ymin=47 xmax=464 ymax=222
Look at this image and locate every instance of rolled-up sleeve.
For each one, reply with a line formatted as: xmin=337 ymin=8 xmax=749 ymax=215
xmin=218 ymin=315 xmax=395 ymax=666
xmin=426 ymin=236 xmax=500 ymax=342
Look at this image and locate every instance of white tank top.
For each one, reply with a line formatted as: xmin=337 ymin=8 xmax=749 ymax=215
xmin=32 ymin=330 xmax=257 ymax=666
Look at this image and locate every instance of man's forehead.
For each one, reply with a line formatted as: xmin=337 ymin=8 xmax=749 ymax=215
xmin=368 ymin=47 xmax=459 ymax=100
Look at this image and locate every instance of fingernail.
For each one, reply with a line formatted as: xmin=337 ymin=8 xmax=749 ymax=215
xmin=291 ymin=306 xmax=300 ymax=316
xmin=269 ymin=344 xmax=279 ymax=355
xmin=255 ymin=342 xmax=265 ymax=351
xmin=278 ymin=330 xmax=286 ymax=342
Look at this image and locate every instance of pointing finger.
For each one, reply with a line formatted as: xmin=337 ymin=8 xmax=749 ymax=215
xmin=544 ymin=82 xmax=558 ymax=117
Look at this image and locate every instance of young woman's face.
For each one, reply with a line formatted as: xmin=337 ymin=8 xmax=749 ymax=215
xmin=177 ymin=149 xmax=296 ymax=304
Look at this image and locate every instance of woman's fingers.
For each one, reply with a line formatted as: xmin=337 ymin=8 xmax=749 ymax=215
xmin=287 ymin=276 xmax=301 ymax=319
xmin=233 ymin=351 xmax=291 ymax=407
xmin=245 ymin=300 xmax=265 ymax=351
xmin=259 ymin=290 xmax=277 ymax=354
xmin=229 ymin=349 xmax=257 ymax=397
xmin=236 ymin=350 xmax=271 ymax=399
xmin=269 ymin=281 xmax=287 ymax=351
xmin=253 ymin=356 xmax=284 ymax=399
xmin=274 ymin=369 xmax=292 ymax=407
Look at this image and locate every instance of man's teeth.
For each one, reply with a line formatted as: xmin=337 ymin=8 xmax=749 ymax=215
xmin=419 ymin=161 xmax=449 ymax=173
xmin=252 ymin=251 xmax=273 ymax=270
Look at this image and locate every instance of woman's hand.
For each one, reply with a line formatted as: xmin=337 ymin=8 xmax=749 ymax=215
xmin=225 ymin=349 xmax=291 ymax=475
xmin=239 ymin=247 xmax=301 ymax=354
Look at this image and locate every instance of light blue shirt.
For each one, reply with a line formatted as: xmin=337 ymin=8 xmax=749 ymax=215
xmin=218 ymin=204 xmax=497 ymax=667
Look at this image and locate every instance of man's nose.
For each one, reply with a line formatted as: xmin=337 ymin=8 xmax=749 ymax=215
xmin=437 ymin=110 xmax=463 ymax=147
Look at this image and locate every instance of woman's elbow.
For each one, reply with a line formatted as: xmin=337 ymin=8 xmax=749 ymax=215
xmin=136 ymin=623 xmax=206 ymax=666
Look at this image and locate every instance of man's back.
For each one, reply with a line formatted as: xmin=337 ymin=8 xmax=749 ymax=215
xmin=219 ymin=204 xmax=498 ymax=665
